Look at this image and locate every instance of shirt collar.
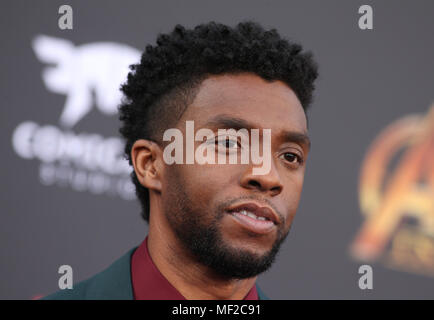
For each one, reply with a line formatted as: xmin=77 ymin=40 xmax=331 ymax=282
xmin=131 ymin=236 xmax=258 ymax=300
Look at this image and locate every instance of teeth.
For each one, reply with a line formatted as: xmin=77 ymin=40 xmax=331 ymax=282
xmin=237 ymin=210 xmax=269 ymax=221
xmin=247 ymin=212 xmax=257 ymax=219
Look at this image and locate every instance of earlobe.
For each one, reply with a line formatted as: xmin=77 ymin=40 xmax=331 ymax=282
xmin=131 ymin=140 xmax=162 ymax=191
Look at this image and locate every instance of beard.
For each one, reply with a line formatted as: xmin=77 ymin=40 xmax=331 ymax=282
xmin=163 ymin=172 xmax=291 ymax=280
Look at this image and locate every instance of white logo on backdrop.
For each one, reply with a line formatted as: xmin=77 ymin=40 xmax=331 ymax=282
xmin=32 ymin=35 xmax=141 ymax=128
xmin=11 ymin=35 xmax=141 ymax=200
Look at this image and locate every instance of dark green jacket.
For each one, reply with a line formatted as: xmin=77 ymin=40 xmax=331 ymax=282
xmin=43 ymin=247 xmax=269 ymax=300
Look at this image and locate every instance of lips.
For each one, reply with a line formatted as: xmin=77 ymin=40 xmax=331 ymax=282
xmin=225 ymin=202 xmax=280 ymax=235
xmin=225 ymin=202 xmax=279 ymax=224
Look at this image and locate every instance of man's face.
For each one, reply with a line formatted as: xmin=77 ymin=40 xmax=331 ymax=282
xmin=159 ymin=73 xmax=310 ymax=279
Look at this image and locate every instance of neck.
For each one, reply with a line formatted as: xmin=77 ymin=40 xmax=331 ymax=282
xmin=146 ymin=203 xmax=257 ymax=300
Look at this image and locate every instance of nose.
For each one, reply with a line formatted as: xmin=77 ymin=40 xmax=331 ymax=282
xmin=240 ymin=160 xmax=283 ymax=196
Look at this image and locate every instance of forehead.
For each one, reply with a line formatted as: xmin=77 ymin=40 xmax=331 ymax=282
xmin=181 ymin=73 xmax=307 ymax=133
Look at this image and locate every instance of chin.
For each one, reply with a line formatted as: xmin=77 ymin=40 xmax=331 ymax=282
xmin=224 ymin=237 xmax=276 ymax=258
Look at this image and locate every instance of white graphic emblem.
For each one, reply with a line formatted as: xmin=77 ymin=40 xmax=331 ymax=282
xmin=32 ymin=35 xmax=141 ymax=127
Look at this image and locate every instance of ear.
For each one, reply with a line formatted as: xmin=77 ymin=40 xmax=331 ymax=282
xmin=131 ymin=139 xmax=163 ymax=192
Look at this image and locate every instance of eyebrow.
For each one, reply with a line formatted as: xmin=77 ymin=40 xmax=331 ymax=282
xmin=204 ymin=114 xmax=311 ymax=151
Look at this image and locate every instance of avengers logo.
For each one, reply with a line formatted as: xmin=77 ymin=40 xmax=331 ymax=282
xmin=351 ymin=105 xmax=434 ymax=277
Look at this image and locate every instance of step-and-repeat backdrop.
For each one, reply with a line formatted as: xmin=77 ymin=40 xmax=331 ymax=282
xmin=1 ymin=0 xmax=433 ymax=299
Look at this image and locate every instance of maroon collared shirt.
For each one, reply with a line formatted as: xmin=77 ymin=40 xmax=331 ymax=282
xmin=131 ymin=236 xmax=258 ymax=300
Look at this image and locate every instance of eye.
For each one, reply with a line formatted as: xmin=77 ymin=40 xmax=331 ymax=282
xmin=280 ymin=152 xmax=304 ymax=166
xmin=215 ymin=136 xmax=240 ymax=150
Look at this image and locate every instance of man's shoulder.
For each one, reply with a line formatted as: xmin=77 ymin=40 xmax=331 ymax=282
xmin=42 ymin=247 xmax=137 ymax=300
xmin=256 ymin=284 xmax=269 ymax=300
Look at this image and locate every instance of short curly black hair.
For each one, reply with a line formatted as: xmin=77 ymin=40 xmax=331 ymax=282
xmin=119 ymin=20 xmax=319 ymax=222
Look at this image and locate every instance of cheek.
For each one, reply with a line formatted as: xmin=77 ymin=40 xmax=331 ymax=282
xmin=281 ymin=171 xmax=305 ymax=222
xmin=167 ymin=163 xmax=235 ymax=207
xmin=187 ymin=162 xmax=240 ymax=186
